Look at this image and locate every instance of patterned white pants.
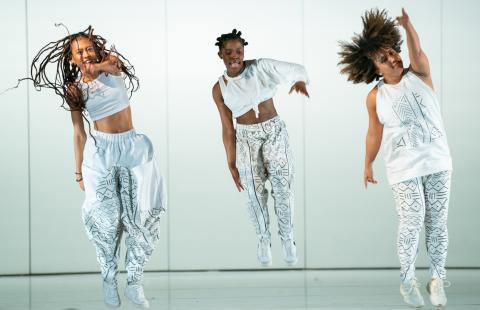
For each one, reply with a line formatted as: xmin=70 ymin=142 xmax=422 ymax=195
xmin=82 ymin=129 xmax=166 ymax=285
xmin=392 ymin=170 xmax=451 ymax=282
xmin=236 ymin=117 xmax=295 ymax=242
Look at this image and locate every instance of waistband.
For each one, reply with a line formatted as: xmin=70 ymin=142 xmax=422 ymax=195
xmin=91 ymin=128 xmax=137 ymax=142
xmin=236 ymin=116 xmax=282 ymax=131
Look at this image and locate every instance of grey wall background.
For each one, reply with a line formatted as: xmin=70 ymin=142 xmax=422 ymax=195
xmin=0 ymin=0 xmax=478 ymax=275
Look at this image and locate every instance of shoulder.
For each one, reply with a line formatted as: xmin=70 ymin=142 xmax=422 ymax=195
xmin=212 ymin=81 xmax=223 ymax=101
xmin=366 ymin=86 xmax=379 ymax=108
xmin=256 ymin=58 xmax=273 ymax=67
xmin=212 ymin=81 xmax=220 ymax=91
xmin=406 ymin=67 xmax=433 ymax=86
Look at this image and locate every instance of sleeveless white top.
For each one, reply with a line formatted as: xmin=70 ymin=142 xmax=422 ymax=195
xmin=218 ymin=58 xmax=309 ymax=118
xmin=79 ymin=73 xmax=130 ymax=121
xmin=376 ymin=71 xmax=452 ymax=185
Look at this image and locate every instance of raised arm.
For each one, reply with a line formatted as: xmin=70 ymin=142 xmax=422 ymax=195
xmin=397 ymin=8 xmax=433 ymax=87
xmin=364 ymin=88 xmax=384 ymax=188
xmin=71 ymin=110 xmax=87 ymax=191
xmin=84 ymin=54 xmax=122 ymax=77
xmin=212 ymin=82 xmax=244 ymax=192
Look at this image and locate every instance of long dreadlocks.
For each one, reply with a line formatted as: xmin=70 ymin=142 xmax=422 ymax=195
xmin=28 ymin=25 xmax=139 ymax=137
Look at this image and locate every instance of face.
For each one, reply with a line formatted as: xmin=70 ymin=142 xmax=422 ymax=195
xmin=70 ymin=36 xmax=98 ymax=68
xmin=371 ymin=47 xmax=404 ymax=80
xmin=218 ymin=39 xmax=244 ymax=76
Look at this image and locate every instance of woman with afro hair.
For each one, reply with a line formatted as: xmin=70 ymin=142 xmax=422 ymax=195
xmin=339 ymin=8 xmax=452 ymax=308
xmin=26 ymin=25 xmax=166 ymax=308
xmin=212 ymin=29 xmax=310 ymax=267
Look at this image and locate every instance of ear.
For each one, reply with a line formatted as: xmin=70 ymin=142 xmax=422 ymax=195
xmin=218 ymin=51 xmax=222 ymax=59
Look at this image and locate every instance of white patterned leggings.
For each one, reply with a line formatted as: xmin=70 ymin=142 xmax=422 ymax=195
xmin=236 ymin=117 xmax=295 ymax=242
xmin=392 ymin=170 xmax=451 ymax=282
xmin=82 ymin=129 xmax=166 ymax=285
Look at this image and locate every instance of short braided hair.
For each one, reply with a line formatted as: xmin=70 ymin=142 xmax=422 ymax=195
xmin=215 ymin=29 xmax=248 ymax=50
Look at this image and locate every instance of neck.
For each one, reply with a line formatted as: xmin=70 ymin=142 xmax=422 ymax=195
xmin=383 ymin=68 xmax=407 ymax=85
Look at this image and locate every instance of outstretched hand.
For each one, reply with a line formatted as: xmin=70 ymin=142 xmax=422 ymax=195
xmin=289 ymin=81 xmax=310 ymax=98
xmin=396 ymin=8 xmax=410 ymax=28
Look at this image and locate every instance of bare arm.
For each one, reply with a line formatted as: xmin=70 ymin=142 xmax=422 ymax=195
xmin=397 ymin=8 xmax=433 ymax=88
xmin=71 ymin=110 xmax=87 ymax=191
xmin=364 ymin=88 xmax=384 ymax=188
xmin=212 ymin=82 xmax=244 ymax=192
xmin=84 ymin=54 xmax=122 ymax=77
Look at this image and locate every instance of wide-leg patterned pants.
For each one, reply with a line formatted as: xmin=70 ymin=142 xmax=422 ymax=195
xmin=236 ymin=117 xmax=295 ymax=242
xmin=391 ymin=170 xmax=451 ymax=282
xmin=82 ymin=129 xmax=166 ymax=285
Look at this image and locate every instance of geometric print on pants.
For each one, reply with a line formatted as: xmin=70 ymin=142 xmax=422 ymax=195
xmin=391 ymin=170 xmax=451 ymax=282
xmin=81 ymin=129 xmax=166 ymax=285
xmin=236 ymin=116 xmax=295 ymax=242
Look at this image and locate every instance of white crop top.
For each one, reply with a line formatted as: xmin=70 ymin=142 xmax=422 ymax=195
xmin=218 ymin=58 xmax=309 ymax=118
xmin=79 ymin=73 xmax=130 ymax=121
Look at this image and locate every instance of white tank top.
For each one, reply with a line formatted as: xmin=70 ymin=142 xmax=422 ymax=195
xmin=79 ymin=73 xmax=130 ymax=121
xmin=376 ymin=71 xmax=452 ymax=185
xmin=218 ymin=58 xmax=309 ymax=118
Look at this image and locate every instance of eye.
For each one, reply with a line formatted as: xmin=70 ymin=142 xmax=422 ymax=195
xmin=379 ymin=56 xmax=387 ymax=63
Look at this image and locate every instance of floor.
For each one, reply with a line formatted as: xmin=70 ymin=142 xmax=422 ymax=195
xmin=0 ymin=269 xmax=479 ymax=310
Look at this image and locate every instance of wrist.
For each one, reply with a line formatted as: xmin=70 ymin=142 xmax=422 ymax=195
xmin=75 ymin=171 xmax=83 ymax=182
xmin=403 ymin=21 xmax=413 ymax=29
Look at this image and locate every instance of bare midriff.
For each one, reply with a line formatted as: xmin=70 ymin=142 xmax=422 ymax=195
xmin=93 ymin=106 xmax=134 ymax=133
xmin=236 ymin=98 xmax=278 ymax=125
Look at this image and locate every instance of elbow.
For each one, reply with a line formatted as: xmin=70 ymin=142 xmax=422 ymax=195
xmin=74 ymin=131 xmax=87 ymax=144
xmin=222 ymin=128 xmax=235 ymax=142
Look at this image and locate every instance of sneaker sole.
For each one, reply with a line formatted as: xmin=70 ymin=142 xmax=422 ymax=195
xmin=285 ymin=258 xmax=298 ymax=266
xmin=260 ymin=260 xmax=272 ymax=267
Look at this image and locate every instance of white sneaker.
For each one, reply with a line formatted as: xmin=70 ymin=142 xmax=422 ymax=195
xmin=281 ymin=239 xmax=298 ymax=266
xmin=427 ymin=278 xmax=449 ymax=307
xmin=400 ymin=278 xmax=425 ymax=308
xmin=257 ymin=237 xmax=272 ymax=267
xmin=103 ymin=282 xmax=120 ymax=308
xmin=125 ymin=284 xmax=150 ymax=308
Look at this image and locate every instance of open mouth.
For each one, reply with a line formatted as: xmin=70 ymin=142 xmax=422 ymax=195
xmin=228 ymin=60 xmax=241 ymax=69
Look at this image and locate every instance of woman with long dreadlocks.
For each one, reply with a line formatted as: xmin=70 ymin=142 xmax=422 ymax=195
xmin=28 ymin=25 xmax=165 ymax=308
xmin=212 ymin=29 xmax=309 ymax=267
xmin=339 ymin=9 xmax=452 ymax=308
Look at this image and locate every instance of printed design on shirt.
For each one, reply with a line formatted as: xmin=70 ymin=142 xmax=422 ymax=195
xmin=392 ymin=91 xmax=443 ymax=150
xmin=80 ymin=80 xmax=108 ymax=103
